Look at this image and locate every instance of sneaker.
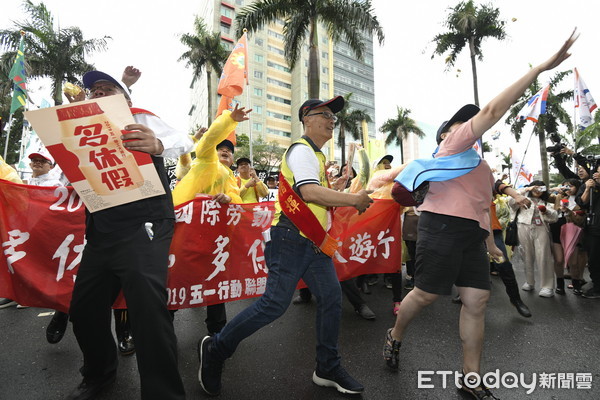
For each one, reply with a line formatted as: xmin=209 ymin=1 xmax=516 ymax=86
xmin=355 ymin=304 xmax=376 ymax=320
xmin=582 ymin=289 xmax=600 ymax=299
xmin=198 ymin=336 xmax=223 ymax=396
xmin=366 ymin=275 xmax=379 ymax=286
xmin=451 ymin=294 xmax=462 ymax=304
xmin=16 ymin=304 xmax=29 ymax=309
xmin=384 ymin=276 xmax=393 ymax=289
xmin=539 ymin=288 xmax=554 ymax=298
xmin=383 ymin=328 xmax=401 ymax=370
xmin=458 ymin=372 xmax=500 ymax=399
xmin=46 ymin=311 xmax=69 ymax=344
xmin=521 ymin=282 xmax=534 ymax=292
xmin=393 ymin=302 xmax=401 ymax=316
xmin=117 ymin=333 xmax=135 ymax=356
xmin=292 ymin=295 xmax=311 ymax=305
xmin=0 ymin=298 xmax=17 ymax=309
xmin=312 ymin=366 xmax=364 ymax=394
xmin=404 ymin=277 xmax=414 ymax=291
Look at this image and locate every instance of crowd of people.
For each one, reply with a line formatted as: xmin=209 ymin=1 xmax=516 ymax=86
xmin=0 ymin=29 xmax=596 ymax=400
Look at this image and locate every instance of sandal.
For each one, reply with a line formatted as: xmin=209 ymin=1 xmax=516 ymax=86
xmin=458 ymin=372 xmax=500 ymax=399
xmin=382 ymin=328 xmax=401 ymax=370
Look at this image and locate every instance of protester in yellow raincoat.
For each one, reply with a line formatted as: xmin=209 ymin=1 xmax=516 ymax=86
xmin=172 ymin=105 xmax=251 ymax=206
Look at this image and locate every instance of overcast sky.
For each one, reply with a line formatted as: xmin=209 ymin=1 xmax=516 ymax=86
xmin=2 ymin=0 xmax=598 ymax=170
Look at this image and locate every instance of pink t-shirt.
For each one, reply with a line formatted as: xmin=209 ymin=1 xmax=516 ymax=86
xmin=418 ymin=119 xmax=494 ymax=232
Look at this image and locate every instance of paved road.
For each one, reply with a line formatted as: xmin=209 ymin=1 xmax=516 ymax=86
xmin=1 ymin=268 xmax=599 ymax=400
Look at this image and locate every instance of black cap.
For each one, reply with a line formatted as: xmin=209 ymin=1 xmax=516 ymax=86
xmin=298 ymin=96 xmax=345 ymax=122
xmin=377 ymin=155 xmax=394 ymax=165
xmin=216 ymin=139 xmax=234 ymax=153
xmin=436 ymin=104 xmax=480 ymax=144
xmin=236 ymin=157 xmax=251 ymax=166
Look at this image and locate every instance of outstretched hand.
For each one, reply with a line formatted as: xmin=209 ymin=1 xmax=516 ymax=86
xmin=537 ymin=28 xmax=579 ymax=72
xmin=230 ymin=104 xmax=252 ymax=122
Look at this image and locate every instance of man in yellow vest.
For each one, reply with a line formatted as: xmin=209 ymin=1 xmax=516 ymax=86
xmin=236 ymin=157 xmax=268 ymax=203
xmin=198 ymin=96 xmax=373 ymax=396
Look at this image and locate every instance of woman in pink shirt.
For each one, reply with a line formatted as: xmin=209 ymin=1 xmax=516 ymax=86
xmin=383 ymin=30 xmax=578 ymax=400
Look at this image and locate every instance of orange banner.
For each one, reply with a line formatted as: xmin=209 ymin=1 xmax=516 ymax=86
xmin=0 ymin=180 xmax=401 ymax=312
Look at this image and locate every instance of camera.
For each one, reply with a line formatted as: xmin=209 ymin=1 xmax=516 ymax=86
xmin=546 ymin=132 xmax=565 ymax=154
xmin=584 ymin=154 xmax=600 ymax=161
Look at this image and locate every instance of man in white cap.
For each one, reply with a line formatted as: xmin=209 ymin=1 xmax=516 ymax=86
xmin=64 ymin=70 xmax=192 ymax=400
xmin=27 ymin=150 xmax=63 ymax=186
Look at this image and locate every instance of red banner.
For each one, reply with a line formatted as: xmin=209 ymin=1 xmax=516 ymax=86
xmin=0 ymin=180 xmax=401 ymax=312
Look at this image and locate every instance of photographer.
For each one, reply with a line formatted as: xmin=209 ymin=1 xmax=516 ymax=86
xmin=575 ymin=164 xmax=600 ymax=299
xmin=548 ymin=138 xmax=591 ymax=181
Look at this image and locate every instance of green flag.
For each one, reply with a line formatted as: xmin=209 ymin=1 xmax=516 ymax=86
xmin=9 ymin=36 xmax=27 ymax=113
xmin=10 ymin=85 xmax=27 ymax=114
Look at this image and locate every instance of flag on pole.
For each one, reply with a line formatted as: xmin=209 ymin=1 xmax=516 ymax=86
xmin=516 ymin=85 xmax=550 ymax=123
xmin=510 ymin=148 xmax=533 ymax=188
xmin=9 ymin=33 xmax=28 ymax=114
xmin=217 ymin=32 xmax=248 ymax=98
xmin=216 ymin=31 xmax=248 ymax=144
xmin=574 ymin=67 xmax=597 ymax=130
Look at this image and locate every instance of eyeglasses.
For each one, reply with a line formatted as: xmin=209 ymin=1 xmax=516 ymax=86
xmin=30 ymin=158 xmax=51 ymax=165
xmin=305 ymin=111 xmax=338 ymax=122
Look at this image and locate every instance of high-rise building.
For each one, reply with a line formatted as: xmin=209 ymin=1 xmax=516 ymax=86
xmin=190 ymin=0 xmax=376 ymax=161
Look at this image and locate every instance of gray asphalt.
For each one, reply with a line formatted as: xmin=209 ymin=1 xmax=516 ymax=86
xmin=1 ymin=268 xmax=599 ymax=400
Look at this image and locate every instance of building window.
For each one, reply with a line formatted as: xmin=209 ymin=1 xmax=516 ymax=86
xmin=322 ymin=66 xmax=329 ymax=74
xmin=267 ymin=45 xmax=285 ymax=55
xmin=266 ymin=94 xmax=291 ymax=105
xmin=267 ymin=128 xmax=291 ymax=138
xmin=221 ymin=6 xmax=233 ymax=18
xmin=322 ymin=51 xmax=328 ymax=59
xmin=267 ymin=111 xmax=292 ymax=121
xmin=268 ymin=30 xmax=285 ymax=40
xmin=254 ymin=105 xmax=263 ymax=114
xmin=254 ymin=70 xmax=263 ymax=79
xmin=254 ymin=54 xmax=264 ymax=62
xmin=267 ymin=77 xmax=292 ymax=89
xmin=267 ymin=61 xmax=290 ymax=73
xmin=252 ymin=123 xmax=263 ymax=132
xmin=322 ymin=82 xmax=329 ymax=90
xmin=254 ymin=88 xmax=263 ymax=96
xmin=255 ymin=37 xmax=264 ymax=46
xmin=220 ymin=23 xmax=230 ymax=35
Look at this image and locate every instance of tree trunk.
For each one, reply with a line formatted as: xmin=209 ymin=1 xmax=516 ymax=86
xmin=206 ymin=69 xmax=213 ymax=126
xmin=308 ymin=18 xmax=320 ymax=99
xmin=398 ymin=127 xmax=404 ymax=164
xmin=468 ymin=37 xmax=480 ymax=107
xmin=538 ymin=125 xmax=550 ymax=184
xmin=53 ymin=79 xmax=63 ymax=106
xmin=340 ymin=125 xmax=346 ymax=167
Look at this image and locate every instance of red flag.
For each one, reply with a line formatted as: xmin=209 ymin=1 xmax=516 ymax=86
xmin=217 ymin=32 xmax=248 ymax=98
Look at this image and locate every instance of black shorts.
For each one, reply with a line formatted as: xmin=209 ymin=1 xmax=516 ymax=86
xmin=550 ymin=218 xmax=566 ymax=244
xmin=414 ymin=212 xmax=490 ymax=295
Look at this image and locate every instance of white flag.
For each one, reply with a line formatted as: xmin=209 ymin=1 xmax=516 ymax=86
xmin=510 ymin=148 xmax=533 ymax=189
xmin=516 ymin=85 xmax=550 ymax=123
xmin=574 ymin=68 xmax=597 ymax=130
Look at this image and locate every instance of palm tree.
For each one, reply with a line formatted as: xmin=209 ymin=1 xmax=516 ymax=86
xmin=235 ymin=0 xmax=384 ymax=99
xmin=379 ymin=107 xmax=425 ymax=164
xmin=179 ymin=16 xmax=228 ymax=125
xmin=505 ymin=70 xmax=573 ymax=184
xmin=335 ymin=93 xmax=372 ymax=165
xmin=431 ymin=0 xmax=506 ymax=106
xmin=0 ymin=0 xmax=109 ymax=106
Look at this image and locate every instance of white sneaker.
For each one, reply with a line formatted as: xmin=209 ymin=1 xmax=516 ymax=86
xmin=539 ymin=288 xmax=554 ymax=298
xmin=521 ymin=283 xmax=534 ymax=291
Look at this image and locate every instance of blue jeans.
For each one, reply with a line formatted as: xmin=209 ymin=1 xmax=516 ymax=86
xmin=212 ymin=226 xmax=342 ymax=372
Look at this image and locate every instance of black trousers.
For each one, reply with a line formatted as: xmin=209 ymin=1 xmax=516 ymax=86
xmin=69 ymin=219 xmax=185 ymax=400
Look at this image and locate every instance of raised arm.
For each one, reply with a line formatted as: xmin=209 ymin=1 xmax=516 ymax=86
xmin=471 ymin=29 xmax=578 ymax=138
